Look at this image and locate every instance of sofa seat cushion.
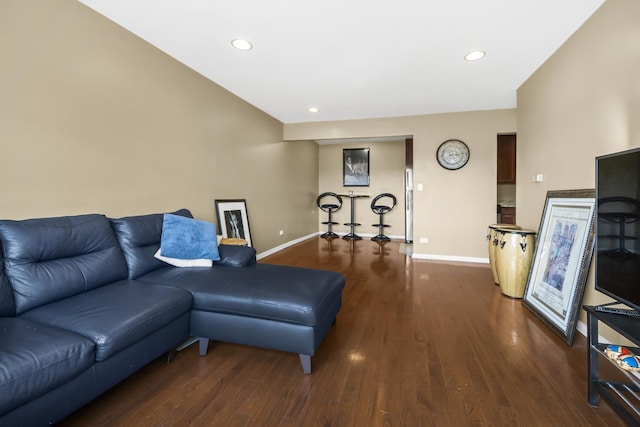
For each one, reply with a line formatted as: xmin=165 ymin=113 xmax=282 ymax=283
xmin=0 ymin=317 xmax=95 ymax=415
xmin=20 ymin=281 xmax=192 ymax=361
xmin=139 ymin=264 xmax=345 ymax=326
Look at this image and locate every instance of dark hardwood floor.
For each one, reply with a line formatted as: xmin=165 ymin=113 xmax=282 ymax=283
xmin=60 ymin=237 xmax=624 ymax=426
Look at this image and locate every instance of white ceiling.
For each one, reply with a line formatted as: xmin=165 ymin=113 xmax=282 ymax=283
xmin=78 ymin=0 xmax=604 ymax=124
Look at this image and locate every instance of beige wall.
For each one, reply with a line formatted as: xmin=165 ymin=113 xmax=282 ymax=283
xmin=286 ymin=109 xmax=517 ymax=260
xmin=517 ymin=0 xmax=640 ymax=334
xmin=318 ymin=140 xmax=405 ymax=237
xmin=0 ymin=0 xmax=319 ymax=253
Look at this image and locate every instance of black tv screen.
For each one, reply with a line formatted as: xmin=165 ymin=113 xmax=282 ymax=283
xmin=595 ymin=147 xmax=640 ymax=312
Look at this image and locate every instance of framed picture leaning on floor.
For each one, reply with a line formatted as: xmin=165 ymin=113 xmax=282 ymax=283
xmin=522 ymin=189 xmax=596 ymax=346
xmin=214 ymin=199 xmax=253 ymax=247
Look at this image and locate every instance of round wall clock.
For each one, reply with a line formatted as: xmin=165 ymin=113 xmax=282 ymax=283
xmin=436 ymin=139 xmax=470 ymax=170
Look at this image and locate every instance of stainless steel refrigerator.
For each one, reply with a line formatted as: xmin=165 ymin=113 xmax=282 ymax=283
xmin=405 ymin=168 xmax=413 ymax=243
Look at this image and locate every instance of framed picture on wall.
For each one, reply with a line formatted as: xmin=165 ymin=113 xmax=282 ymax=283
xmin=343 ymin=148 xmax=370 ymax=187
xmin=522 ymin=189 xmax=596 ymax=346
xmin=214 ymin=199 xmax=253 ymax=247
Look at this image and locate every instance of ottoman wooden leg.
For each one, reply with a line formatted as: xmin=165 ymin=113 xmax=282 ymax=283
xmin=299 ymin=354 xmax=311 ymax=374
xmin=199 ymin=338 xmax=210 ymax=356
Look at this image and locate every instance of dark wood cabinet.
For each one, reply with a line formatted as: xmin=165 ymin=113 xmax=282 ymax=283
xmin=501 ymin=207 xmax=516 ymax=224
xmin=405 ymin=138 xmax=413 ymax=167
xmin=497 ymin=134 xmax=516 ymax=183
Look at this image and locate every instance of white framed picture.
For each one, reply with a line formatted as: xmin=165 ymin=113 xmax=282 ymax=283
xmin=214 ymin=199 xmax=253 ymax=247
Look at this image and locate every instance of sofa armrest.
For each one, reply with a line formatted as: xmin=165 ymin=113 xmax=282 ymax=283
xmin=216 ymin=244 xmax=256 ymax=267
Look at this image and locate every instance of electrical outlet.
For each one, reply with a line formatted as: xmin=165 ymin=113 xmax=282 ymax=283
xmin=279 ymin=230 xmax=284 ymax=236
xmin=419 ymin=237 xmax=429 ymax=243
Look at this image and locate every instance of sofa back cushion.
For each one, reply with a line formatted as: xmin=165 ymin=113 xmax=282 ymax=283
xmin=0 ymin=240 xmax=16 ymax=316
xmin=0 ymin=214 xmax=129 ymax=314
xmin=110 ymin=209 xmax=193 ymax=279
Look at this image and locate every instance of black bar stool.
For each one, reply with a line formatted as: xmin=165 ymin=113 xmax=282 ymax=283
xmin=370 ymin=193 xmax=397 ymax=242
xmin=317 ymin=192 xmax=343 ymax=238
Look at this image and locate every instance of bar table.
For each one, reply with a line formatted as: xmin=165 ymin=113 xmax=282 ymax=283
xmin=338 ymin=193 xmax=370 ymax=240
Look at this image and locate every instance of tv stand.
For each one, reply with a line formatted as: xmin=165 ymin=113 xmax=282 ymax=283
xmin=585 ymin=305 xmax=640 ymax=426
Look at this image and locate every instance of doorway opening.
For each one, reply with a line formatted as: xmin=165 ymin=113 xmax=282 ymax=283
xmin=497 ymin=133 xmax=516 ymax=224
xmin=316 ymin=135 xmax=413 ymax=244
xmin=405 ymin=137 xmax=413 ymax=243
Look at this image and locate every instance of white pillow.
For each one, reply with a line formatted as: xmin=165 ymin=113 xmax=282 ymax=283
xmin=154 ymin=248 xmax=213 ymax=268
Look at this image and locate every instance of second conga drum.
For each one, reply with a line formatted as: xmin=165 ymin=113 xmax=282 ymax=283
xmin=495 ymin=229 xmax=537 ymax=298
xmin=487 ymin=224 xmax=521 ymax=285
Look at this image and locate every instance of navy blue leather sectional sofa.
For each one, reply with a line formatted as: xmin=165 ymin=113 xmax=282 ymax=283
xmin=0 ymin=209 xmax=344 ymax=425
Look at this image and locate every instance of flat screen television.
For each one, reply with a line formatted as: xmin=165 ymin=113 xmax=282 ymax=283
xmin=595 ymin=147 xmax=640 ymax=313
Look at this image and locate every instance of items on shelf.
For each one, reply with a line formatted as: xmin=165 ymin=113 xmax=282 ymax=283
xmin=618 ymin=354 xmax=640 ymax=372
xmin=604 ymin=344 xmax=640 ymax=372
xmin=586 ymin=305 xmax=640 ymax=425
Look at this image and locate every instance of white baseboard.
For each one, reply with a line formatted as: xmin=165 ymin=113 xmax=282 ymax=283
xmin=259 ymin=234 xmax=491 ymax=264
xmin=575 ymin=319 xmax=588 ymax=339
xmin=256 ymin=233 xmax=319 ymax=260
xmin=327 ymin=232 xmax=406 ymax=240
xmin=575 ymin=319 xmax=611 ymax=343
xmin=256 ymin=231 xmax=410 ymax=260
xmin=412 ymin=253 xmax=490 ymax=264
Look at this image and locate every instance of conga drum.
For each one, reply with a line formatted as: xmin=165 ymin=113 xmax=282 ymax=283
xmin=495 ymin=229 xmax=537 ymax=298
xmin=487 ymin=224 xmax=521 ymax=284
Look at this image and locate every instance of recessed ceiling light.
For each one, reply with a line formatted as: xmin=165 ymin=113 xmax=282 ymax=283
xmin=231 ymin=39 xmax=252 ymax=51
xmin=464 ymin=50 xmax=486 ymax=61
xmin=308 ymin=107 xmax=319 ymax=113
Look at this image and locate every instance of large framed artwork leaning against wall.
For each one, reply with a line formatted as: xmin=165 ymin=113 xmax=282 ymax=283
xmin=215 ymin=199 xmax=253 ymax=247
xmin=343 ymin=148 xmax=370 ymax=187
xmin=522 ymin=189 xmax=596 ymax=346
